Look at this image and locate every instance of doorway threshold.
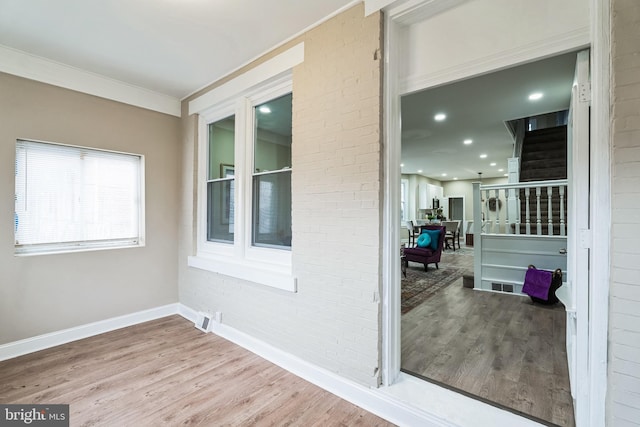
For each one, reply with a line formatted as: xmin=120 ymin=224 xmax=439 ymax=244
xmin=377 ymin=372 xmax=546 ymax=427
xmin=399 ymin=369 xmax=557 ymax=427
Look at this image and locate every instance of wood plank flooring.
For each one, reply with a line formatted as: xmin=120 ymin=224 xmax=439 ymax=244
xmin=401 ymin=247 xmax=575 ymax=427
xmin=0 ymin=316 xmax=394 ymax=427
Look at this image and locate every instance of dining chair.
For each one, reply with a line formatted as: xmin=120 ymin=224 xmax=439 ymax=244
xmin=442 ymin=220 xmax=461 ymax=251
xmin=407 ymin=220 xmax=418 ymax=247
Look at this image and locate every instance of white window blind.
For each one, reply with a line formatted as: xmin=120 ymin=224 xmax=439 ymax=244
xmin=14 ymin=139 xmax=144 ymax=255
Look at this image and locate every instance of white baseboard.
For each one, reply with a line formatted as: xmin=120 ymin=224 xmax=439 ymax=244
xmin=0 ymin=303 xmax=180 ymax=362
xmin=177 ymin=303 xmax=199 ymax=324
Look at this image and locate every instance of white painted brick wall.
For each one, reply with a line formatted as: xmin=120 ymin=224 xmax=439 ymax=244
xmin=179 ymin=4 xmax=383 ymax=387
xmin=609 ymin=0 xmax=640 ymax=425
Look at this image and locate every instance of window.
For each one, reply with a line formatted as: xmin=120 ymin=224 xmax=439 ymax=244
xmin=401 ymin=178 xmax=409 ymax=222
xmin=206 ymin=115 xmax=235 ymax=243
xmin=14 ymin=139 xmax=144 ymax=255
xmin=252 ymin=94 xmax=292 ymax=248
xmin=189 ymin=75 xmax=295 ymax=291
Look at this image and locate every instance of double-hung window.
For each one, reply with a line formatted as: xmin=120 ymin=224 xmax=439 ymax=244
xmin=189 ymin=75 xmax=295 ymax=291
xmin=14 ymin=139 xmax=144 ymax=255
xmin=252 ymin=94 xmax=292 ymax=248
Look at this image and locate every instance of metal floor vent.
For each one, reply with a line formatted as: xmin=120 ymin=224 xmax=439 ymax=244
xmin=491 ymin=282 xmax=514 ymax=293
xmin=195 ymin=312 xmax=212 ymax=332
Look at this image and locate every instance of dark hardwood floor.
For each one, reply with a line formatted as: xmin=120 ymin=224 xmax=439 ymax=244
xmin=401 ymin=246 xmax=575 ymax=427
xmin=0 ymin=316 xmax=394 ymax=427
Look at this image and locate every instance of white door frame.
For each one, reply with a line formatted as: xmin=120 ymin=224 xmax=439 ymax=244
xmin=380 ymin=0 xmax=610 ymax=424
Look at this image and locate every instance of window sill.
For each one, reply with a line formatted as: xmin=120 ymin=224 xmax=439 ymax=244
xmin=14 ymin=241 xmax=144 ymax=257
xmin=187 ymin=255 xmax=297 ymax=292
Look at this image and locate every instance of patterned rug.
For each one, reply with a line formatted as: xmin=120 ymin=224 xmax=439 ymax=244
xmin=401 ymin=247 xmax=474 ymax=315
xmin=401 ymin=265 xmax=465 ymax=314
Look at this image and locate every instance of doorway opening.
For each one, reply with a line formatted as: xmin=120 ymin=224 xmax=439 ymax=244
xmin=399 ymin=50 xmax=583 ymax=426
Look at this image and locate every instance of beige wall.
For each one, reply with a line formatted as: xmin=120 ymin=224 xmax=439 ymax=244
xmin=443 ymin=176 xmax=508 ymax=222
xmin=608 ymin=0 xmax=640 ymax=424
xmin=0 ymin=73 xmax=181 ymax=344
xmin=179 ymin=4 xmax=383 ymax=387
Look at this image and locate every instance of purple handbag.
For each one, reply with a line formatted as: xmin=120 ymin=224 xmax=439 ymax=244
xmin=522 ymin=265 xmax=562 ymax=305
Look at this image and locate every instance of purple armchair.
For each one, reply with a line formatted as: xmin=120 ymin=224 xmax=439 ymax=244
xmin=403 ymin=225 xmax=446 ymax=271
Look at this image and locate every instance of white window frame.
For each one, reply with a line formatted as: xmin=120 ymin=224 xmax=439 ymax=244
xmin=14 ymin=139 xmax=145 ymax=256
xmin=401 ymin=178 xmax=409 ymax=222
xmin=188 ymin=75 xmax=296 ymax=292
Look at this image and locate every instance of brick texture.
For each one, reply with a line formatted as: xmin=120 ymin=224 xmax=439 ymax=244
xmin=609 ymin=1 xmax=640 ymax=425
xmin=179 ymin=4 xmax=383 ymax=387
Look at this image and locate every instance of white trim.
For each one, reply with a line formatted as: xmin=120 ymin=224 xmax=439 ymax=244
xmin=587 ymin=0 xmax=610 ymax=424
xmin=381 ymin=12 xmax=403 ymax=387
xmin=177 ymin=303 xmax=540 ymax=427
xmin=187 ymin=255 xmax=296 ymax=292
xmin=0 ymin=304 xmax=179 ymax=362
xmin=569 ymin=48 xmax=592 ymax=425
xmin=365 ymin=0 xmax=397 ymax=16
xmin=0 ymin=44 xmax=181 ymax=117
xmin=384 ymin=0 xmax=470 ymax=26
xmin=188 ymin=43 xmax=303 ymax=115
xmin=401 ymin=26 xmax=590 ymax=96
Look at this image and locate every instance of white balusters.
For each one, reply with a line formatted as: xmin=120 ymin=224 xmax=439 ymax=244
xmin=515 ymin=190 xmax=521 ymax=235
xmin=525 ymin=187 xmax=531 ymax=235
xmin=536 ymin=187 xmax=542 ymax=235
xmin=547 ymin=186 xmax=553 ymax=236
xmin=494 ymin=189 xmax=500 ymax=234
xmin=473 ymin=179 xmax=568 ymax=237
xmin=505 ymin=188 xmax=511 ymax=234
xmin=560 ymin=185 xmax=566 ymax=236
xmin=484 ymin=189 xmax=492 ymax=233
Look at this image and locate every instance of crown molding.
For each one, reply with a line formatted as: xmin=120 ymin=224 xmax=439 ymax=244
xmin=0 ymin=44 xmax=181 ymax=117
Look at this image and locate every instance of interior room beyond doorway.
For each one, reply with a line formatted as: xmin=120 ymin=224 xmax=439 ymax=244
xmin=399 ymin=51 xmax=579 ymax=426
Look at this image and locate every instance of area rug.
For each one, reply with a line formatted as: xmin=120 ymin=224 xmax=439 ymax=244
xmin=401 ymin=264 xmax=467 ymax=314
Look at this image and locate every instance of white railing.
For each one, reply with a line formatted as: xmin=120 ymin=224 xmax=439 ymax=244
xmin=472 ymin=179 xmax=568 ymax=236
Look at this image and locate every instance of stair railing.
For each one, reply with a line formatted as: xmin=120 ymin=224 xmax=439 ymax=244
xmin=473 ymin=179 xmax=568 ymax=236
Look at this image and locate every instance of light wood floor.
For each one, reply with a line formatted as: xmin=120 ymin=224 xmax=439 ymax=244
xmin=401 ymin=248 xmax=575 ymax=427
xmin=0 ymin=316 xmax=394 ymax=427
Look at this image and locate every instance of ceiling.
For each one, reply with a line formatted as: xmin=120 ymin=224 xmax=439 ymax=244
xmin=0 ymin=1 xmax=577 ymax=176
xmin=0 ymin=0 xmax=355 ymax=99
xmin=401 ymin=51 xmax=578 ymax=181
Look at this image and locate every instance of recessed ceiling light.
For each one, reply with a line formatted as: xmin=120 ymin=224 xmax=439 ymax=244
xmin=504 ymin=173 xmax=508 ymax=176
xmin=528 ymin=92 xmax=543 ymax=101
xmin=400 ymin=163 xmax=404 ymax=167
xmin=498 ymin=168 xmax=504 ymax=172
xmin=463 ymin=139 xmax=473 ymax=145
xmin=453 ymin=177 xmax=458 ymax=180
xmin=441 ymin=173 xmax=447 ymax=177
xmin=259 ymin=106 xmax=271 ymax=113
xmin=490 ymin=162 xmax=497 ymax=167
xmin=434 ymin=113 xmax=446 ymax=121
xmin=417 ymin=169 xmax=423 ymax=173
xmin=480 ymin=154 xmax=488 ymax=159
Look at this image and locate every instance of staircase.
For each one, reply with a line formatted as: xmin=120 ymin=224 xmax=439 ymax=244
xmin=519 ymin=125 xmax=567 ymax=181
xmin=517 ymin=125 xmax=568 ymax=235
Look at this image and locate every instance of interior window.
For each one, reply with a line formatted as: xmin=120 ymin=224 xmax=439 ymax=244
xmin=206 ymin=116 xmax=235 ymax=243
xmin=15 ymin=139 xmax=144 ymax=255
xmin=252 ymin=93 xmax=292 ymax=248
